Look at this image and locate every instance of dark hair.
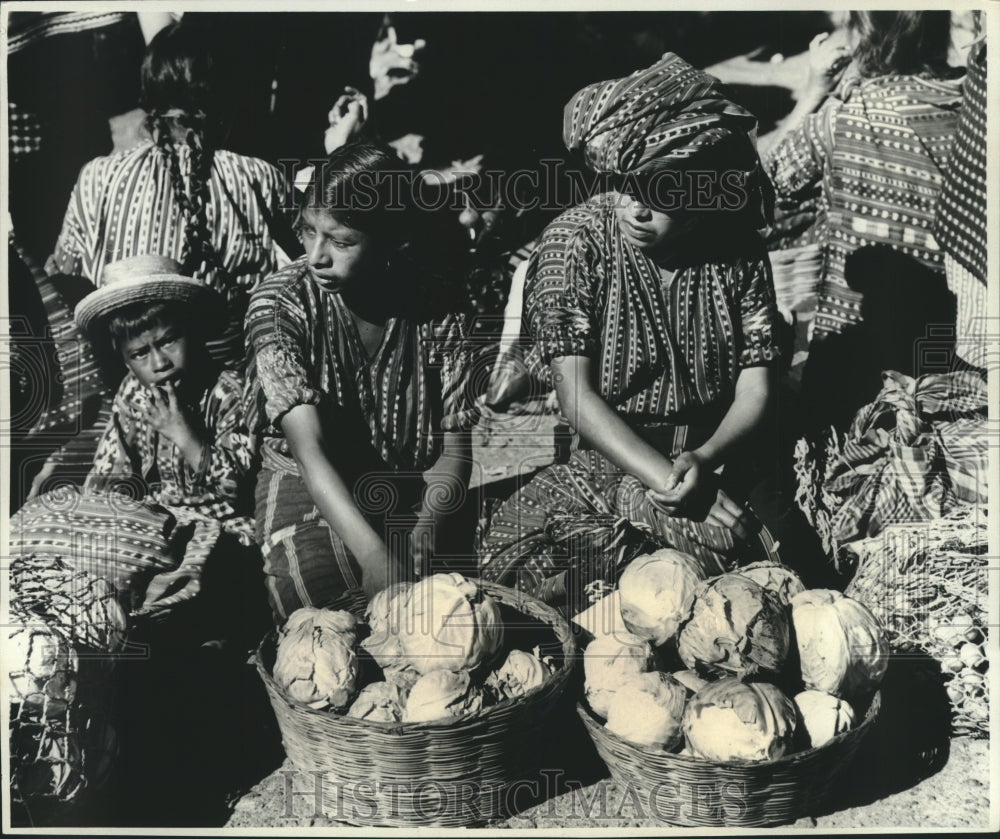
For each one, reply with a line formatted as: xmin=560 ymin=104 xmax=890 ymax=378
xmin=140 ymin=22 xmax=225 ymax=285
xmin=298 ymin=141 xmax=473 ymax=319
xmin=849 ymin=11 xmax=951 ymax=78
xmin=298 ymin=141 xmax=412 ymax=247
xmin=107 ymin=300 xmax=192 ymax=353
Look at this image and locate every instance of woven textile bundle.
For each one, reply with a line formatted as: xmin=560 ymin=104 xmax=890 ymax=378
xmin=794 ymin=369 xmax=988 ymax=560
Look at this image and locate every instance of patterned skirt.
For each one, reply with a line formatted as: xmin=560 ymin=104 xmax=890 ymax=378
xmin=478 ymin=447 xmax=781 ymax=616
xmin=945 ymin=254 xmax=990 ymax=370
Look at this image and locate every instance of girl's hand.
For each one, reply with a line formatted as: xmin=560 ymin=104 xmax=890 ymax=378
xmin=147 ymin=381 xmax=197 ymax=446
xmin=705 ymin=489 xmax=760 ymax=542
xmin=324 ymin=87 xmax=369 ymax=154
xmin=409 ymin=522 xmax=436 ymax=578
xmin=646 ymin=451 xmax=709 ymax=516
xmin=804 ymin=31 xmax=852 ymax=98
xmin=138 ymin=564 xmax=203 ymax=614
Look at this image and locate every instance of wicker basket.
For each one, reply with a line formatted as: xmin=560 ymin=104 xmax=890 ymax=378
xmin=255 ymin=580 xmax=576 ymax=827
xmin=577 ymin=690 xmax=881 ymax=827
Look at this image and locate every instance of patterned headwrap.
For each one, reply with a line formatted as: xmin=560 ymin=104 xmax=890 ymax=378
xmin=563 ymin=52 xmax=772 ymax=224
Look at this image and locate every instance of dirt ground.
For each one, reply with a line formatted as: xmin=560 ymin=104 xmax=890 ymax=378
xmin=226 ymin=739 xmax=990 ymax=830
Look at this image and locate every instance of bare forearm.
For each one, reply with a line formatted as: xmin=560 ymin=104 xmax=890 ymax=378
xmin=172 ymin=430 xmax=207 ymax=472
xmin=293 ymin=440 xmax=387 ymax=564
xmin=557 ymin=378 xmax=674 ymax=491
xmin=695 ymin=368 xmax=774 ymax=470
xmin=758 ymin=87 xmax=827 ymax=160
xmin=414 ymin=432 xmax=472 ymax=546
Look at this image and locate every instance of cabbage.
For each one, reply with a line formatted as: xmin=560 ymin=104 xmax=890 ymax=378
xmin=671 ymin=669 xmax=710 ymax=696
xmin=7 ymin=623 xmax=78 ymax=704
xmin=282 ymin=606 xmax=356 ymax=638
xmin=732 ymin=562 xmax=806 ymax=606
xmin=382 ymin=663 xmax=423 ymax=692
xmin=346 ymin=681 xmax=408 ymax=722
xmin=396 ymin=573 xmax=503 ymax=674
xmin=486 ymin=649 xmax=551 ymax=701
xmin=677 ymin=574 xmax=790 ymax=677
xmin=366 ymin=581 xmax=413 ymax=638
xmin=403 ymin=669 xmax=483 ymax=723
xmin=683 ymin=678 xmax=797 ymax=763
xmin=605 ymin=671 xmax=687 ymax=749
xmin=361 ymin=582 xmax=412 ymax=669
xmin=573 ymin=590 xmax=630 ymax=639
xmin=790 ymin=589 xmax=889 ymax=701
xmin=618 ymin=549 xmax=706 ymax=646
xmin=274 ymin=608 xmax=358 ymax=710
xmin=584 ymin=631 xmax=654 ymax=717
xmin=794 ymin=690 xmax=855 ymax=748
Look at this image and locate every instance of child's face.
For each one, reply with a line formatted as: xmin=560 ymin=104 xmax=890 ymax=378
xmin=120 ymin=322 xmax=190 ymax=391
xmin=298 ymin=207 xmax=382 ymax=295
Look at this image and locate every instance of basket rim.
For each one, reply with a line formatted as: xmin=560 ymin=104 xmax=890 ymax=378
xmin=577 ymin=688 xmax=881 ymax=769
xmin=256 ymin=578 xmax=578 ymax=733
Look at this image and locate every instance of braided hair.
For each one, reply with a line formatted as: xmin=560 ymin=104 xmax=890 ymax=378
xmin=140 ymin=22 xmax=226 ymax=288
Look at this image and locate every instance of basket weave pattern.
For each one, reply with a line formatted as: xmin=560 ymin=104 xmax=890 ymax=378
xmin=256 ymin=580 xmax=576 ymax=827
xmin=577 ymin=691 xmax=880 ymax=827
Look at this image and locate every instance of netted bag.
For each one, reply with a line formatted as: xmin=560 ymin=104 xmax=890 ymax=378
xmin=10 ymin=691 xmax=118 ymax=809
xmin=10 ymin=554 xmax=128 ymax=654
xmin=844 ymin=504 xmax=988 ymax=736
xmin=6 ymin=556 xmax=127 ymax=817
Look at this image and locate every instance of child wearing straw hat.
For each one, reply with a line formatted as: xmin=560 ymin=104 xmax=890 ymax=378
xmin=11 ymin=254 xmax=261 ymax=642
xmin=73 ymin=254 xmax=258 ymax=616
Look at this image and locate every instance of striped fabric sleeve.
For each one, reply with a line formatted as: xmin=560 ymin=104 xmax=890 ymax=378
xmin=49 ymin=155 xmax=110 ymax=277
xmin=430 ymin=313 xmax=483 ymax=433
xmin=84 ymin=377 xmax=140 ymax=490
xmin=523 ymin=215 xmax=601 ymax=364
xmin=244 ymin=285 xmax=322 ymax=426
xmin=179 ymin=370 xmax=254 ymax=498
xmin=737 ymin=255 xmax=783 ymax=368
xmin=763 ymin=97 xmax=838 ymax=198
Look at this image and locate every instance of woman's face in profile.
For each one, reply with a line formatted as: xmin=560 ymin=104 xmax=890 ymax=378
xmin=298 ymin=207 xmax=383 ymax=294
xmin=614 ymin=191 xmax=694 ymax=252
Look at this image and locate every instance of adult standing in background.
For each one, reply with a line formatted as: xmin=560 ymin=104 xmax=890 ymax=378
xmin=760 ymin=11 xmax=964 ymax=432
xmin=6 ymin=11 xmax=147 ymax=266
xmin=47 ymin=20 xmax=289 ymax=370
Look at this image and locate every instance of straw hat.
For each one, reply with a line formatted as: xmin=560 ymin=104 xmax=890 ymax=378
xmin=74 ymin=254 xmax=224 ymax=339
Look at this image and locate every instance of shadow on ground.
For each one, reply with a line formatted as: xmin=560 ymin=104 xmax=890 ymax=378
xmin=810 ymin=652 xmax=952 ymax=820
xmin=18 ymin=644 xmax=288 ymax=829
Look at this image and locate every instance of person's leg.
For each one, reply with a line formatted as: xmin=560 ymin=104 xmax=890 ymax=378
xmin=479 ymin=449 xmax=659 ymax=613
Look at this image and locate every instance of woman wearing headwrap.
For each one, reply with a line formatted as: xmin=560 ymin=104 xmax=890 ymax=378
xmin=479 ymin=53 xmax=822 ymax=612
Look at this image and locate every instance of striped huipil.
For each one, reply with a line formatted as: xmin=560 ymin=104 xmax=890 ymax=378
xmin=243 ymin=258 xmax=479 ymax=622
xmin=763 ymin=70 xmax=964 ymax=338
xmin=934 ymin=42 xmax=988 ymax=366
xmin=479 ymin=194 xmax=786 ymax=607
